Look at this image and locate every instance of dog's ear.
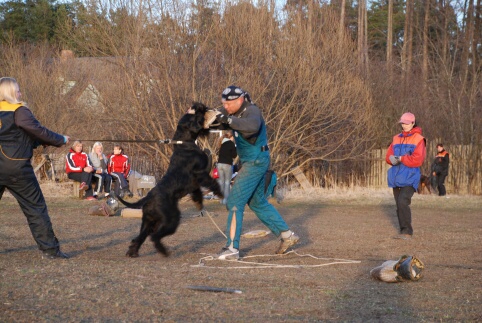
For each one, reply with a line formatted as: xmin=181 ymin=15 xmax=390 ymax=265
xmin=192 ymin=102 xmax=208 ymax=114
xmin=188 ymin=103 xmax=208 ymax=135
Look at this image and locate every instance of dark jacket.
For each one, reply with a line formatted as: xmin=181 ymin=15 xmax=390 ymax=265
xmin=218 ymin=100 xmax=263 ymax=144
xmin=432 ymin=150 xmax=449 ymax=175
xmin=217 ymin=101 xmax=269 ymax=162
xmin=218 ymin=139 xmax=237 ymax=165
xmin=0 ymin=102 xmax=65 ymax=160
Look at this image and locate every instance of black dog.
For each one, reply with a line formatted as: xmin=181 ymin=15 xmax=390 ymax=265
xmin=117 ymin=102 xmax=223 ymax=257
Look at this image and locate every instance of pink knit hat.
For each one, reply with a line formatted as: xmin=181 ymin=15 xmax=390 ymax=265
xmin=399 ymin=112 xmax=415 ymax=124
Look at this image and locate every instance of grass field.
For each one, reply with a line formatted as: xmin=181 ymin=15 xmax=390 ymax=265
xmin=1 ymin=186 xmax=481 ymax=322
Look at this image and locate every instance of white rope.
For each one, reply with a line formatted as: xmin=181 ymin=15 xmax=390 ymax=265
xmin=201 ymin=208 xmax=227 ymax=238
xmin=198 ymin=208 xmax=360 ymax=269
xmin=192 ymin=251 xmax=360 ymax=269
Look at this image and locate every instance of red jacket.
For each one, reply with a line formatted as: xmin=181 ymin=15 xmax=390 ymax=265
xmin=108 ymin=153 xmax=130 ymax=177
xmin=385 ymin=126 xmax=426 ymax=189
xmin=66 ymin=149 xmax=92 ymax=173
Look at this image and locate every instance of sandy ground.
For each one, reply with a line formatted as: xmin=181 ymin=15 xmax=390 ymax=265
xmin=0 ymin=185 xmax=481 ymax=322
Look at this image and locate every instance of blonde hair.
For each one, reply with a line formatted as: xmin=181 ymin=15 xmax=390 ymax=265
xmin=91 ymin=142 xmax=103 ymax=154
xmin=71 ymin=140 xmax=83 ymax=150
xmin=0 ymin=77 xmax=23 ymax=104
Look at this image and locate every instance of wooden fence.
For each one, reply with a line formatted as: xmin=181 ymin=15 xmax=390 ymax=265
xmin=35 ymin=143 xmax=481 ymax=195
xmin=368 ymin=143 xmax=482 ymax=195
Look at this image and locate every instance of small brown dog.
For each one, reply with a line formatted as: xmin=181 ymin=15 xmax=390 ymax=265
xmin=417 ymin=175 xmax=432 ymax=194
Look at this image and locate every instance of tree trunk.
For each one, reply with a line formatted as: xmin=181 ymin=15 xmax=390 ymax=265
xmin=407 ymin=0 xmax=414 ymax=83
xmin=474 ymin=0 xmax=481 ymax=76
xmin=339 ymin=0 xmax=346 ymax=44
xmin=440 ymin=0 xmax=448 ymax=65
xmin=387 ymin=0 xmax=393 ymax=75
xmin=461 ymin=0 xmax=474 ymax=83
xmin=364 ymin=0 xmax=369 ymax=77
xmin=402 ymin=0 xmax=413 ymax=84
xmin=358 ymin=0 xmax=368 ymax=76
xmin=358 ymin=0 xmax=363 ymax=67
xmin=422 ymin=0 xmax=431 ymax=91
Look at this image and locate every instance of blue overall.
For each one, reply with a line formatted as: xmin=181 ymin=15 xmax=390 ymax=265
xmin=225 ymin=121 xmax=289 ymax=249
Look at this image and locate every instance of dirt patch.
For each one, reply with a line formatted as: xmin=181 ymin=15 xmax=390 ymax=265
xmin=1 ymin=187 xmax=481 ymax=321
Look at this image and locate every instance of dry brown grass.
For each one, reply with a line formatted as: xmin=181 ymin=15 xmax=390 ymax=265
xmin=1 ymin=184 xmax=480 ymax=321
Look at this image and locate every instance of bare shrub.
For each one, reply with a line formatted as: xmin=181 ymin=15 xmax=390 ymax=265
xmin=0 ymin=1 xmax=387 ymax=187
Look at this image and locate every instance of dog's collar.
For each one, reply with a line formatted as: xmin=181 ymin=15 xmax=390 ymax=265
xmin=175 ymin=141 xmax=199 ymax=149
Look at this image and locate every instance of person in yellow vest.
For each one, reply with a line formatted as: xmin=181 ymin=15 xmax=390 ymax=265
xmin=431 ymin=143 xmax=449 ymax=196
xmin=0 ymin=77 xmax=70 ymax=259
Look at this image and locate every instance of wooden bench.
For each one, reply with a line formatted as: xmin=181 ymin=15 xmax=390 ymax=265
xmin=69 ymin=181 xmax=100 ymax=199
xmin=69 ymin=181 xmax=84 ymax=199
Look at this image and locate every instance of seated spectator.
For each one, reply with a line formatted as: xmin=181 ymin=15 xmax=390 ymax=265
xmin=65 ymin=140 xmax=96 ymax=200
xmin=108 ymin=144 xmax=133 ymax=198
xmin=89 ymin=142 xmax=112 ymax=199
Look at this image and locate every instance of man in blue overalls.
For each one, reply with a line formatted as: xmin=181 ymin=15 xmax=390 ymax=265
xmin=213 ymin=85 xmax=299 ymax=260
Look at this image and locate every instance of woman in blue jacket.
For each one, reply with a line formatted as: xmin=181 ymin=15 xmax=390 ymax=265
xmin=386 ymin=112 xmax=426 ymax=240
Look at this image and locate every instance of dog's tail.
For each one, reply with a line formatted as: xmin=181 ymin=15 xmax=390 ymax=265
xmin=116 ymin=194 xmax=148 ymax=209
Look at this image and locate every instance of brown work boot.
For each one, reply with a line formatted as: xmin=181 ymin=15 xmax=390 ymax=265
xmin=276 ymin=232 xmax=300 ymax=254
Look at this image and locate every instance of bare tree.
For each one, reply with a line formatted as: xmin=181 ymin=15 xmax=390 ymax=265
xmin=386 ymin=0 xmax=394 ymax=75
xmin=357 ymin=0 xmax=368 ymax=75
xmin=0 ymin=41 xmax=79 ymax=136
xmin=422 ymin=0 xmax=431 ymax=92
xmin=339 ymin=0 xmax=346 ymax=44
xmin=51 ymin=0 xmax=376 ymax=184
xmin=401 ymin=0 xmax=414 ymax=84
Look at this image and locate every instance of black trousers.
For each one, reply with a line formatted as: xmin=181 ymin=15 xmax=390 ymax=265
xmin=110 ymin=172 xmax=129 ymax=195
xmin=436 ymin=173 xmax=447 ymax=196
xmin=392 ymin=186 xmax=415 ymax=235
xmin=67 ymin=172 xmax=93 ymax=197
xmin=0 ymin=159 xmax=60 ymax=252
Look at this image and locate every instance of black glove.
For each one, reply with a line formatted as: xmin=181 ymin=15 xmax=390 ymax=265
xmin=216 ymin=113 xmax=231 ymax=125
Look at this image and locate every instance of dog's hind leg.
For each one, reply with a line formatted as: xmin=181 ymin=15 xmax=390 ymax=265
xmin=126 ymin=219 xmax=154 ymax=257
xmin=150 ymin=207 xmax=181 ymax=256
